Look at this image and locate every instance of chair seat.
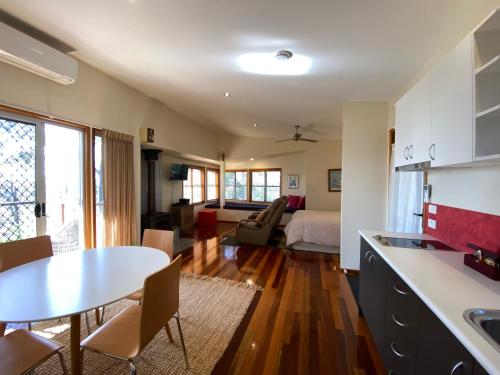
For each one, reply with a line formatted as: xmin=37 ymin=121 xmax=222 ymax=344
xmin=81 ymin=305 xmax=141 ymax=360
xmin=126 ymin=290 xmax=143 ymax=301
xmin=0 ymin=329 xmax=63 ymax=375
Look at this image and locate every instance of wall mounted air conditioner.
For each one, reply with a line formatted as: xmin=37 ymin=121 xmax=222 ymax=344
xmin=0 ymin=22 xmax=77 ymax=85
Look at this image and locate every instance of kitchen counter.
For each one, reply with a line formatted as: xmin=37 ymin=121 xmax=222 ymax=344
xmin=359 ymin=230 xmax=500 ymax=375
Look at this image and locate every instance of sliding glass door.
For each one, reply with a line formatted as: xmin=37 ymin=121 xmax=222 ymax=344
xmin=0 ymin=111 xmax=86 ymax=252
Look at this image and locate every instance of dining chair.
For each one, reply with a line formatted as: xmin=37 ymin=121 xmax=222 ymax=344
xmin=0 ymin=236 xmax=93 ymax=336
xmin=80 ymin=255 xmax=189 ymax=374
xmin=0 ymin=329 xmax=68 ymax=375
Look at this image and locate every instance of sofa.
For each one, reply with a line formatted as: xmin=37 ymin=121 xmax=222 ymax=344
xmin=236 ymin=195 xmax=289 ymax=246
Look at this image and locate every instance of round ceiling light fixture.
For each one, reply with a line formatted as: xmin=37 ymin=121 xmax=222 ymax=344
xmin=237 ymin=50 xmax=311 ymax=76
xmin=275 ymin=50 xmax=293 ymax=61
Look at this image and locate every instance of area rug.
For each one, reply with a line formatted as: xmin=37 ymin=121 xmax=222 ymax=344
xmin=31 ymin=273 xmax=261 ymax=374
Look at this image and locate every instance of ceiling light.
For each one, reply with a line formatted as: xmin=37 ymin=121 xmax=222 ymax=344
xmin=253 ymin=123 xmax=257 ymax=127
xmin=224 ymin=92 xmax=230 ymax=97
xmin=237 ymin=51 xmax=311 ymax=76
xmin=250 ymin=158 xmax=254 ymax=161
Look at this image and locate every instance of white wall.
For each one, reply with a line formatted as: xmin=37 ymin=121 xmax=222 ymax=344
xmin=220 ymin=134 xmax=342 ymax=211
xmin=341 ymin=102 xmax=389 ymax=270
xmin=388 ymin=1 xmax=500 ymax=217
xmin=0 ymin=60 xmax=220 ymax=242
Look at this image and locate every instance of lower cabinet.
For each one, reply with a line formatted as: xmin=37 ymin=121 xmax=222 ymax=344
xmin=359 ymin=238 xmax=484 ymax=375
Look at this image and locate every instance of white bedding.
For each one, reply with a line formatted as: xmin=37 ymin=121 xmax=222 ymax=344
xmin=284 ymin=210 xmax=341 ymax=248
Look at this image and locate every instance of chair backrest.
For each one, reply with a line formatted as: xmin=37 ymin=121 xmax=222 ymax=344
xmin=0 ymin=236 xmax=53 ymax=273
xmin=264 ymin=196 xmax=288 ymax=229
xmin=142 ymin=229 xmax=174 ymax=259
xmin=139 ymin=255 xmax=182 ymax=351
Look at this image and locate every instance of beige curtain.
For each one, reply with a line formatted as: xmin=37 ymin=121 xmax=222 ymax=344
xmin=102 ymin=129 xmax=137 ymax=246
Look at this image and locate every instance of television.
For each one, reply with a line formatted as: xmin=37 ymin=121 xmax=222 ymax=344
xmin=170 ymin=163 xmax=189 ymax=180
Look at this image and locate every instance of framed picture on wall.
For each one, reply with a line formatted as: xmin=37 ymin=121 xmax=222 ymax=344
xmin=328 ymin=169 xmax=342 ymax=192
xmin=288 ymin=174 xmax=299 ymax=189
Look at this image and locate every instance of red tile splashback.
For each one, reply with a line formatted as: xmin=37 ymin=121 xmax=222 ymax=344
xmin=424 ymin=203 xmax=500 ymax=254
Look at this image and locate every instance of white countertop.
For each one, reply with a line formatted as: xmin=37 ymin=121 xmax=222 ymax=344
xmin=359 ymin=230 xmax=500 ymax=375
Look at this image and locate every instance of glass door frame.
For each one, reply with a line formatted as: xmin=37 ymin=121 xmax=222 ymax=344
xmin=0 ymin=104 xmax=97 ymax=249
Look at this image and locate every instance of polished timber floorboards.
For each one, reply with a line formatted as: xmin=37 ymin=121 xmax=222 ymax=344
xmin=180 ymin=224 xmax=384 ymax=375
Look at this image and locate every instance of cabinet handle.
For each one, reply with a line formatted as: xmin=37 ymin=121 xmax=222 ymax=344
xmin=429 ymin=143 xmax=436 ymax=160
xmin=393 ymin=283 xmax=409 ymax=295
xmin=392 ymin=313 xmax=409 ymax=327
xmin=390 ymin=341 xmax=406 ymax=358
xmin=364 ymin=250 xmax=372 ymax=260
xmin=404 ymin=146 xmax=409 ymax=160
xmin=409 ymin=145 xmax=414 ymax=159
xmin=450 ymin=361 xmax=464 ymax=375
xmin=368 ymin=254 xmax=376 ymax=264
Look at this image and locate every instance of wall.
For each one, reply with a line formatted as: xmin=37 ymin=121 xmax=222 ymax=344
xmin=388 ymin=1 xmax=500 ymax=218
xmin=0 ymin=60 xmax=220 ymax=242
xmin=220 ymin=134 xmax=342 ymax=211
xmin=341 ymin=102 xmax=389 ymax=270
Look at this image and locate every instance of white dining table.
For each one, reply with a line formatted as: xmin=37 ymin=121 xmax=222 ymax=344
xmin=0 ymin=246 xmax=170 ymax=375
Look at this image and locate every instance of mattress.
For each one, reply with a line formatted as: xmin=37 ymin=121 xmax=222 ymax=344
xmin=284 ymin=210 xmax=341 ymax=248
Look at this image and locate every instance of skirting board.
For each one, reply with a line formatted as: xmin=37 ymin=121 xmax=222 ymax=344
xmin=289 ymin=242 xmax=340 ymax=254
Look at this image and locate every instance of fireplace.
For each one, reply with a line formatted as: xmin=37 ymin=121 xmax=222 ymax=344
xmin=141 ymin=149 xmax=172 ymax=234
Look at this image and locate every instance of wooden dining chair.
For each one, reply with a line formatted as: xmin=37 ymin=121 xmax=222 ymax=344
xmin=0 ymin=329 xmax=68 ymax=375
xmin=81 ymin=255 xmax=188 ymax=374
xmin=0 ymin=236 xmax=93 ymax=336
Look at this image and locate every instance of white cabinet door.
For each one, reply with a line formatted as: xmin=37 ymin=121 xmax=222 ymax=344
xmin=395 ymin=92 xmax=411 ymax=167
xmin=410 ymin=73 xmax=432 ymax=164
xmin=431 ymin=35 xmax=474 ymax=167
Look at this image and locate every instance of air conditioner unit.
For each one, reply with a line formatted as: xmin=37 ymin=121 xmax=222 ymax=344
xmin=0 ymin=22 xmax=77 ymax=85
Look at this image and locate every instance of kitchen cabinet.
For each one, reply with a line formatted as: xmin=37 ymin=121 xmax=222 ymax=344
xmin=395 ymin=92 xmax=411 ymax=167
xmin=430 ymin=34 xmax=474 ymax=167
xmin=359 ymin=238 xmax=483 ymax=375
xmin=359 ymin=238 xmax=389 ymax=350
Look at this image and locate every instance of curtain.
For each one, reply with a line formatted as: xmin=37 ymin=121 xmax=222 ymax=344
xmin=387 ymin=145 xmax=424 ymax=233
xmin=102 ymin=129 xmax=137 ymax=246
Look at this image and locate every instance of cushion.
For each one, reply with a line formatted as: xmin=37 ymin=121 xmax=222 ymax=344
xmin=287 ymin=195 xmax=300 ymax=209
xmin=298 ymin=196 xmax=306 ymax=210
xmin=255 ymin=209 xmax=268 ymax=223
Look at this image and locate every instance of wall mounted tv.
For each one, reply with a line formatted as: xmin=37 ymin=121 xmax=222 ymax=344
xmin=170 ymin=163 xmax=189 ymax=180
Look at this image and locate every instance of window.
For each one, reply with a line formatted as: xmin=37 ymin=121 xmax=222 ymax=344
xmin=250 ymin=169 xmax=281 ymax=202
xmin=224 ymin=170 xmax=247 ymax=201
xmin=206 ymin=168 xmax=219 ymax=201
xmin=94 ymin=133 xmax=104 ymax=248
xmin=183 ymin=166 xmax=205 ymax=204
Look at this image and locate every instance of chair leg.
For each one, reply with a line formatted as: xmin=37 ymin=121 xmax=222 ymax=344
xmin=129 ymin=360 xmax=137 ymax=375
xmin=28 ymin=322 xmax=32 ymax=331
xmin=57 ymin=350 xmax=68 ymax=375
xmin=100 ymin=306 xmax=106 ymax=325
xmin=165 ymin=322 xmax=174 ymax=343
xmin=174 ymin=313 xmax=189 ymax=369
xmin=85 ymin=312 xmax=92 ymax=335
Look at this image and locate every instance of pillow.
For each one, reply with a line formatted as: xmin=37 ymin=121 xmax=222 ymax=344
xmin=298 ymin=196 xmax=306 ymax=210
xmin=255 ymin=208 xmax=269 ymax=223
xmin=287 ymin=195 xmax=300 ymax=209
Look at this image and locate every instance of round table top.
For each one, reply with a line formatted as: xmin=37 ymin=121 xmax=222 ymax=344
xmin=0 ymin=246 xmax=170 ymax=323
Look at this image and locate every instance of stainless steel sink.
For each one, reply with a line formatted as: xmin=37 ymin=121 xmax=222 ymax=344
xmin=464 ymin=309 xmax=500 ymax=353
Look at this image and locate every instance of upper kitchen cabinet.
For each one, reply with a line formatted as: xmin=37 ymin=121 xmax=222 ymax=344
xmin=474 ymin=9 xmax=500 ymax=160
xmin=410 ymin=73 xmax=432 ymax=164
xmin=394 ymin=73 xmax=431 ymax=168
xmin=431 ymin=34 xmax=474 ymax=167
xmin=394 ymin=92 xmax=411 ymax=167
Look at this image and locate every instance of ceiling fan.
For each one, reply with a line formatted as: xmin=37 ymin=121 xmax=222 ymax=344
xmin=275 ymin=125 xmax=318 ymax=143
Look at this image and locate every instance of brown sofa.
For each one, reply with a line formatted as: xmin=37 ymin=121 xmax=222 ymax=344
xmin=236 ymin=196 xmax=288 ymax=246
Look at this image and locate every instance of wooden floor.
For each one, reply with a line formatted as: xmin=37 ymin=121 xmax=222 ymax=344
xmin=180 ymin=223 xmax=384 ymax=375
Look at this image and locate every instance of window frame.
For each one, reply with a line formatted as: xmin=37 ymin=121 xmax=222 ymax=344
xmin=182 ymin=165 xmax=206 ymax=205
xmin=249 ymin=168 xmax=282 ymax=203
xmin=224 ymin=169 xmax=249 ymax=202
xmin=206 ymin=168 xmax=220 ymax=202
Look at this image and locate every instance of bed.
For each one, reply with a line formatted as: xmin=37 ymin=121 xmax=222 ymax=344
xmin=284 ymin=210 xmax=341 ymax=254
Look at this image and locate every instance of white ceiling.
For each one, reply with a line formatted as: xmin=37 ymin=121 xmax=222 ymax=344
xmin=0 ymin=0 xmax=490 ymax=139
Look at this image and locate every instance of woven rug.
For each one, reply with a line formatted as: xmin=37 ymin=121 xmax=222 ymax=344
xmin=29 ymin=274 xmax=260 ymax=374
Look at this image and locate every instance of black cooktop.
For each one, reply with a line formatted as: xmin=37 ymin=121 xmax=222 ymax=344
xmin=374 ymin=235 xmax=457 ymax=251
